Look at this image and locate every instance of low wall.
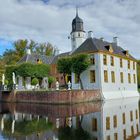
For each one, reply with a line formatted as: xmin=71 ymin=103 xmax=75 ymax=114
xmin=0 ymin=90 xmax=102 ymax=104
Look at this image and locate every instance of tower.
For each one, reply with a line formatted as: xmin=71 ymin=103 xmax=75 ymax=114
xmin=71 ymin=8 xmax=86 ymax=51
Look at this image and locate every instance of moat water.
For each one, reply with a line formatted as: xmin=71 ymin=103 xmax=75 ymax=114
xmin=0 ymin=97 xmax=140 ymax=140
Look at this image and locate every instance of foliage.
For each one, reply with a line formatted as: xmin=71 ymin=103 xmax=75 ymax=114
xmin=4 ymin=80 xmax=9 ymax=85
xmin=16 ymin=63 xmax=34 ymax=77
xmin=58 ymin=126 xmax=90 ymax=140
xmin=0 ymin=39 xmax=54 ymax=76
xmin=48 ymin=76 xmax=55 ymax=88
xmin=16 ymin=63 xmax=50 ymax=78
xmin=57 ymin=57 xmax=72 ymax=85
xmin=71 ymin=54 xmax=90 ymax=76
xmin=14 ymin=39 xmax=28 ymax=59
xmin=31 ymin=78 xmax=39 ymax=86
xmin=5 ymin=65 xmax=17 ymax=86
xmin=3 ymin=118 xmax=53 ymax=136
xmin=57 ymin=57 xmax=72 ymax=75
xmin=35 ymin=42 xmax=54 ymax=56
xmin=34 ymin=64 xmax=50 ymax=78
xmin=57 ymin=54 xmax=90 ymax=89
xmin=48 ymin=76 xmax=55 ymax=84
xmin=71 ymin=54 xmax=90 ymax=89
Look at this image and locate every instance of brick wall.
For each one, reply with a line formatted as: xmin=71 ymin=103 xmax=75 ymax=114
xmin=0 ymin=89 xmax=102 ymax=104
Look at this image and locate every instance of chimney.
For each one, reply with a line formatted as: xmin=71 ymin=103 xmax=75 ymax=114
xmin=26 ymin=48 xmax=31 ymax=55
xmin=88 ymin=31 xmax=93 ymax=38
xmin=113 ymin=37 xmax=118 ymax=45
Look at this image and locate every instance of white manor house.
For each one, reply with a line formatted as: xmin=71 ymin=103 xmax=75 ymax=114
xmin=17 ymin=10 xmax=139 ymax=100
xmin=67 ymin=10 xmax=139 ymax=99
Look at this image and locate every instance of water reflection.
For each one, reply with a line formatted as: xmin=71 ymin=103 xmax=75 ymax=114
xmin=0 ymin=98 xmax=139 ymax=140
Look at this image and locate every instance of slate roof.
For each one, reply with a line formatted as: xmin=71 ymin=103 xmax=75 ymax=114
xmin=51 ymin=52 xmax=70 ymax=64
xmin=17 ymin=53 xmax=54 ymax=65
xmin=72 ymin=38 xmax=136 ymax=60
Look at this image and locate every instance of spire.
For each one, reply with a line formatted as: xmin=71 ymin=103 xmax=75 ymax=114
xmin=76 ymin=6 xmax=78 ymax=17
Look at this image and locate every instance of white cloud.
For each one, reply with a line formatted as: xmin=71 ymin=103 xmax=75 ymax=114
xmin=0 ymin=0 xmax=140 ymax=58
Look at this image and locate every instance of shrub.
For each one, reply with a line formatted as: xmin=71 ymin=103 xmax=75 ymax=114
xmin=4 ymin=80 xmax=9 ymax=85
xmin=31 ymin=78 xmax=39 ymax=86
xmin=48 ymin=76 xmax=55 ymax=88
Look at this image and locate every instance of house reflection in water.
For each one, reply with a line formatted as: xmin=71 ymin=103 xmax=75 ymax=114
xmin=0 ymin=98 xmax=139 ymax=140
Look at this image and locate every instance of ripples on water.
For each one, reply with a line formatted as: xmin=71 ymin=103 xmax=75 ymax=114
xmin=0 ymin=97 xmax=139 ymax=140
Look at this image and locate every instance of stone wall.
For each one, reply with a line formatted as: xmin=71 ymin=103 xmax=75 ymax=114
xmin=0 ymin=89 xmax=102 ymax=104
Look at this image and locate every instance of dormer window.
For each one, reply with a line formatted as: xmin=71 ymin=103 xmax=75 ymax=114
xmin=123 ymin=50 xmax=129 ymax=57
xmin=105 ymin=45 xmax=113 ymax=53
xmin=37 ymin=58 xmax=42 ymax=64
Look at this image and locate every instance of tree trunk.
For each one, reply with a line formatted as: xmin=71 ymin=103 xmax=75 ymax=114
xmin=78 ymin=74 xmax=84 ymax=90
xmin=63 ymin=73 xmax=67 ymax=88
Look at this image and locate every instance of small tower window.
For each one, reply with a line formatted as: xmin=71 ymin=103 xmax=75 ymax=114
xmin=78 ymin=33 xmax=80 ymax=37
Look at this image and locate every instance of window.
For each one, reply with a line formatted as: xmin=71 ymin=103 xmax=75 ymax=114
xmin=123 ymin=129 xmax=126 ymax=140
xmin=136 ymin=110 xmax=138 ymax=119
xmin=133 ymin=62 xmax=135 ymax=70
xmin=106 ymin=117 xmax=110 ymax=130
xmin=103 ymin=55 xmax=107 ymax=65
xmin=75 ymin=74 xmax=79 ymax=84
xmin=106 ymin=135 xmax=110 ymax=140
xmin=130 ymin=111 xmax=133 ymax=121
xmin=122 ymin=113 xmax=126 ymax=124
xmin=113 ymin=115 xmax=117 ymax=128
xmin=110 ymin=56 xmax=114 ymax=66
xmin=114 ymin=133 xmax=118 ymax=140
xmin=131 ymin=126 xmax=134 ymax=136
xmin=111 ymin=71 xmax=115 ymax=83
xmin=120 ymin=72 xmax=124 ymax=83
xmin=120 ymin=58 xmax=123 ymax=68
xmin=128 ymin=60 xmax=130 ymax=69
xmin=128 ymin=73 xmax=131 ymax=83
xmin=136 ymin=124 xmax=139 ymax=133
xmin=90 ymin=55 xmax=95 ymax=65
xmin=104 ymin=70 xmax=108 ymax=83
xmin=90 ymin=70 xmax=96 ymax=83
xmin=133 ymin=74 xmax=136 ymax=83
xmin=92 ymin=118 xmax=97 ymax=131
xmin=78 ymin=33 xmax=80 ymax=37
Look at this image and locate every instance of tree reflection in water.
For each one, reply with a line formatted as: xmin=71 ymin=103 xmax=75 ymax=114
xmin=0 ymin=98 xmax=139 ymax=140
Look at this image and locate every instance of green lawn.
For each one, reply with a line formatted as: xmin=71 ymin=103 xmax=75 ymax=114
xmin=139 ymin=88 xmax=140 ymax=93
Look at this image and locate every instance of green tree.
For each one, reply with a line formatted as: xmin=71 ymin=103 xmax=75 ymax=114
xmin=34 ymin=64 xmax=50 ymax=78
xmin=35 ymin=42 xmax=53 ymax=56
xmin=16 ymin=63 xmax=50 ymax=78
xmin=45 ymin=43 xmax=53 ymax=56
xmin=71 ymin=54 xmax=90 ymax=89
xmin=29 ymin=40 xmax=38 ymax=53
xmin=57 ymin=57 xmax=72 ymax=86
xmin=48 ymin=76 xmax=55 ymax=88
xmin=14 ymin=39 xmax=28 ymax=59
xmin=5 ymin=65 xmax=17 ymax=88
xmin=16 ymin=63 xmax=34 ymax=77
xmin=31 ymin=78 xmax=39 ymax=86
xmin=3 ymin=49 xmax=18 ymax=65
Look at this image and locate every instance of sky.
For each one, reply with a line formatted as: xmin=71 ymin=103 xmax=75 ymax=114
xmin=0 ymin=0 xmax=140 ymax=58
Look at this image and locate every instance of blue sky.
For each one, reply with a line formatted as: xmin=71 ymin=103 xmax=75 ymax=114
xmin=0 ymin=0 xmax=140 ymax=58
